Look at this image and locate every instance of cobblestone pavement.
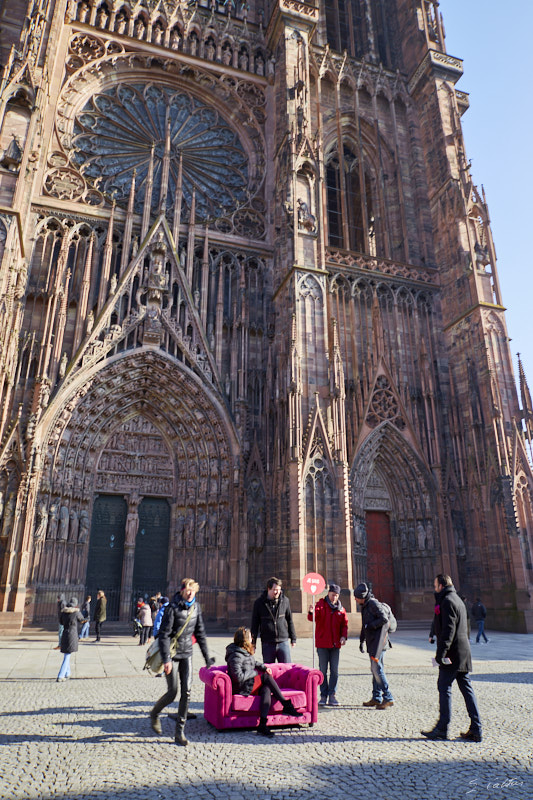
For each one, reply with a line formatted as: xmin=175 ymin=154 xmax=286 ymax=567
xmin=0 ymin=627 xmax=531 ymax=800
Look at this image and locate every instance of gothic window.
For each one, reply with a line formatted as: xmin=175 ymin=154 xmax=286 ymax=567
xmin=325 ymin=0 xmax=366 ymax=58
xmin=326 ymin=146 xmax=375 ymax=254
xmin=72 ymin=84 xmax=249 ymax=222
xmin=305 ymin=452 xmax=334 ymax=576
xmin=324 ymin=0 xmax=399 ymax=68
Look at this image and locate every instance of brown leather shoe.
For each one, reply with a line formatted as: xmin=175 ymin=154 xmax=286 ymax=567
xmin=376 ymin=700 xmax=394 ymax=709
xmin=362 ymin=699 xmax=380 ymax=707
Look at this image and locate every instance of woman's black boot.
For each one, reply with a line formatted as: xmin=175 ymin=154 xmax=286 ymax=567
xmin=257 ymin=718 xmax=274 ymax=738
xmin=282 ymin=700 xmax=303 ymax=717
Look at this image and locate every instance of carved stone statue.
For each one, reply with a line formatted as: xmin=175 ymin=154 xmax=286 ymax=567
xmin=69 ymin=508 xmax=79 ymax=542
xmin=125 ymin=509 xmax=139 ymax=546
xmin=175 ymin=512 xmax=185 ymax=547
xmin=134 ymin=18 xmax=145 ymax=40
xmin=239 ymin=50 xmax=249 ymax=71
xmin=0 ymin=490 xmax=4 ymax=522
xmin=86 ymin=310 xmax=94 ymax=335
xmin=297 ymin=199 xmax=317 ymax=233
xmin=59 ymin=353 xmax=68 ymax=380
xmin=184 ymin=508 xmax=195 ymax=548
xmin=417 ymin=521 xmax=426 ymax=550
xmin=170 ymin=29 xmax=181 ymax=50
xmin=47 ymin=499 xmax=60 ymax=539
xmin=196 ymin=507 xmax=207 ymax=546
xmin=255 ymin=54 xmax=265 ymax=76
xmin=222 ymin=45 xmax=232 ymax=66
xmin=115 ymin=12 xmax=127 ymax=34
xmin=77 ymin=1 xmax=90 ymax=23
xmin=207 ymin=508 xmax=218 ymax=546
xmin=78 ymin=509 xmax=90 ymax=543
xmin=96 ymin=7 xmax=108 ymax=29
xmin=58 ymin=505 xmax=69 ymax=540
xmin=206 ymin=39 xmax=216 ymax=61
xmin=34 ymin=501 xmax=48 ymax=541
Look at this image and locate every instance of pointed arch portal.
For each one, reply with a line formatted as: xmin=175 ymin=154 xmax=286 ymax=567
xmin=351 ymin=422 xmax=440 ymax=604
xmin=31 ymin=348 xmax=237 ymax=620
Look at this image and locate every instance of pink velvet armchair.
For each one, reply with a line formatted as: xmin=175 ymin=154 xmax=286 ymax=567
xmin=199 ymin=662 xmax=323 ymax=731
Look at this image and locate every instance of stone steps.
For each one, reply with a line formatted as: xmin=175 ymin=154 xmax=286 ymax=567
xmin=0 ymin=612 xmax=23 ymax=635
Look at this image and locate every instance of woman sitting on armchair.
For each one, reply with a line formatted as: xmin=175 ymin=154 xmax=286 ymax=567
xmin=225 ymin=626 xmax=302 ymax=738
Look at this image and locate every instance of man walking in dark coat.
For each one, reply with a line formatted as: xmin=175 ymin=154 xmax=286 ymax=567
xmin=422 ymin=574 xmax=482 ymax=742
xmin=471 ymin=598 xmax=489 ymax=644
xmin=251 ymin=577 xmax=297 ymax=663
xmin=354 ymin=582 xmax=394 ymax=709
xmin=93 ymin=589 xmax=106 ymax=642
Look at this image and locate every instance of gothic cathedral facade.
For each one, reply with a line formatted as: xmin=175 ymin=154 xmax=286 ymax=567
xmin=0 ymin=0 xmax=532 ymax=631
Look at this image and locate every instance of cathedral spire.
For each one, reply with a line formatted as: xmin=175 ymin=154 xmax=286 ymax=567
xmin=159 ymin=114 xmax=171 ymax=214
xmin=73 ymin=233 xmax=94 ymax=352
xmin=186 ymin=189 xmax=196 ymax=285
xmin=200 ymin=225 xmax=209 ymax=327
xmin=172 ymin=152 xmax=183 ymax=246
xmin=98 ymin=199 xmax=116 ymax=310
xmin=518 ymin=353 xmax=533 ymax=443
xmin=120 ymin=174 xmax=135 ymax=275
xmin=141 ymin=143 xmax=155 ymax=239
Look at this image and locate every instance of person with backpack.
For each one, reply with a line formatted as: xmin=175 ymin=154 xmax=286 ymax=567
xmin=354 ymin=582 xmax=394 ymax=709
xmin=307 ymin=583 xmax=348 ymax=706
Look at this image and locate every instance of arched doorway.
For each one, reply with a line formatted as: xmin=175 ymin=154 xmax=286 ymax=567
xmin=30 ymin=349 xmax=237 ymax=622
xmin=351 ymin=422 xmax=440 ymax=610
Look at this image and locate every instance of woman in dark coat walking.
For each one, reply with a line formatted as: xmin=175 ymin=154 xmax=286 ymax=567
xmin=57 ymin=597 xmax=85 ymax=682
xmin=225 ymin=627 xmax=303 ymax=738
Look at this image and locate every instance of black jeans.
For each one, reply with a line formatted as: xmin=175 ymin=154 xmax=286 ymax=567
xmin=151 ymin=658 xmax=191 ymax=721
xmin=95 ymin=621 xmax=103 ymax=641
xmin=257 ymin=671 xmax=287 ymax=719
xmin=140 ymin=626 xmax=151 ymax=645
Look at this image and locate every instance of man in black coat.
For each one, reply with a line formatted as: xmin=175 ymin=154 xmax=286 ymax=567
xmin=422 ymin=574 xmax=482 ymax=742
xmin=354 ymin=582 xmax=394 ymax=709
xmin=149 ymin=578 xmax=214 ymax=746
xmin=250 ymin=577 xmax=297 ymax=663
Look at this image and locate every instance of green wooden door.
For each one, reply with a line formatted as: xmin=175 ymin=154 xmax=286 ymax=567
xmin=85 ymin=495 xmax=127 ymax=621
xmin=132 ymin=497 xmax=170 ymax=599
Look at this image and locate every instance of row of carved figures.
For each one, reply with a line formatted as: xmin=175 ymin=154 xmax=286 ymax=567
xmin=34 ymin=499 xmax=90 ymax=544
xmin=72 ymin=2 xmax=272 ymax=76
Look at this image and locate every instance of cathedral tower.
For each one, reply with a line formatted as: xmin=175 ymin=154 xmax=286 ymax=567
xmin=0 ymin=0 xmax=531 ymax=632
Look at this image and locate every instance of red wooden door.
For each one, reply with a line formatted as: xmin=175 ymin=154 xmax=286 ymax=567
xmin=365 ymin=510 xmax=395 ymax=609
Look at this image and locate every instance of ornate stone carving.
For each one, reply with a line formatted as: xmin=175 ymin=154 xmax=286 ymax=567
xmin=366 ymin=376 xmax=406 ymax=430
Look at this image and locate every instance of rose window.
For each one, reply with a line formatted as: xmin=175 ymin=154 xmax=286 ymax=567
xmin=72 ymin=83 xmax=249 ymax=220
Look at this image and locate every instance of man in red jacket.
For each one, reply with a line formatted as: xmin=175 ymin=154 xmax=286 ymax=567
xmin=308 ymin=583 xmax=348 ymax=706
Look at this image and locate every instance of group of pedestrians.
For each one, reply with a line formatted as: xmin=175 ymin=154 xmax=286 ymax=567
xmin=54 ymin=572 xmax=485 ymax=746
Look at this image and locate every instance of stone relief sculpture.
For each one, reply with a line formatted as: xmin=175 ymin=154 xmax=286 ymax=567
xmin=69 ymin=508 xmax=79 ymax=542
xmin=47 ymin=499 xmax=60 ymax=539
xmin=34 ymin=501 xmax=48 ymax=541
xmin=58 ymin=505 xmax=70 ymax=540
xmin=78 ymin=509 xmax=90 ymax=543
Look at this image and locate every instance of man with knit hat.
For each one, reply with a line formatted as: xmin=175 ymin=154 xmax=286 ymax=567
xmin=308 ymin=583 xmax=348 ymax=706
xmin=354 ymin=582 xmax=394 ymax=709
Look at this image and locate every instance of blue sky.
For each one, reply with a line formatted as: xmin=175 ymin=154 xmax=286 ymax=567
xmin=441 ymin=1 xmax=533 ymax=395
